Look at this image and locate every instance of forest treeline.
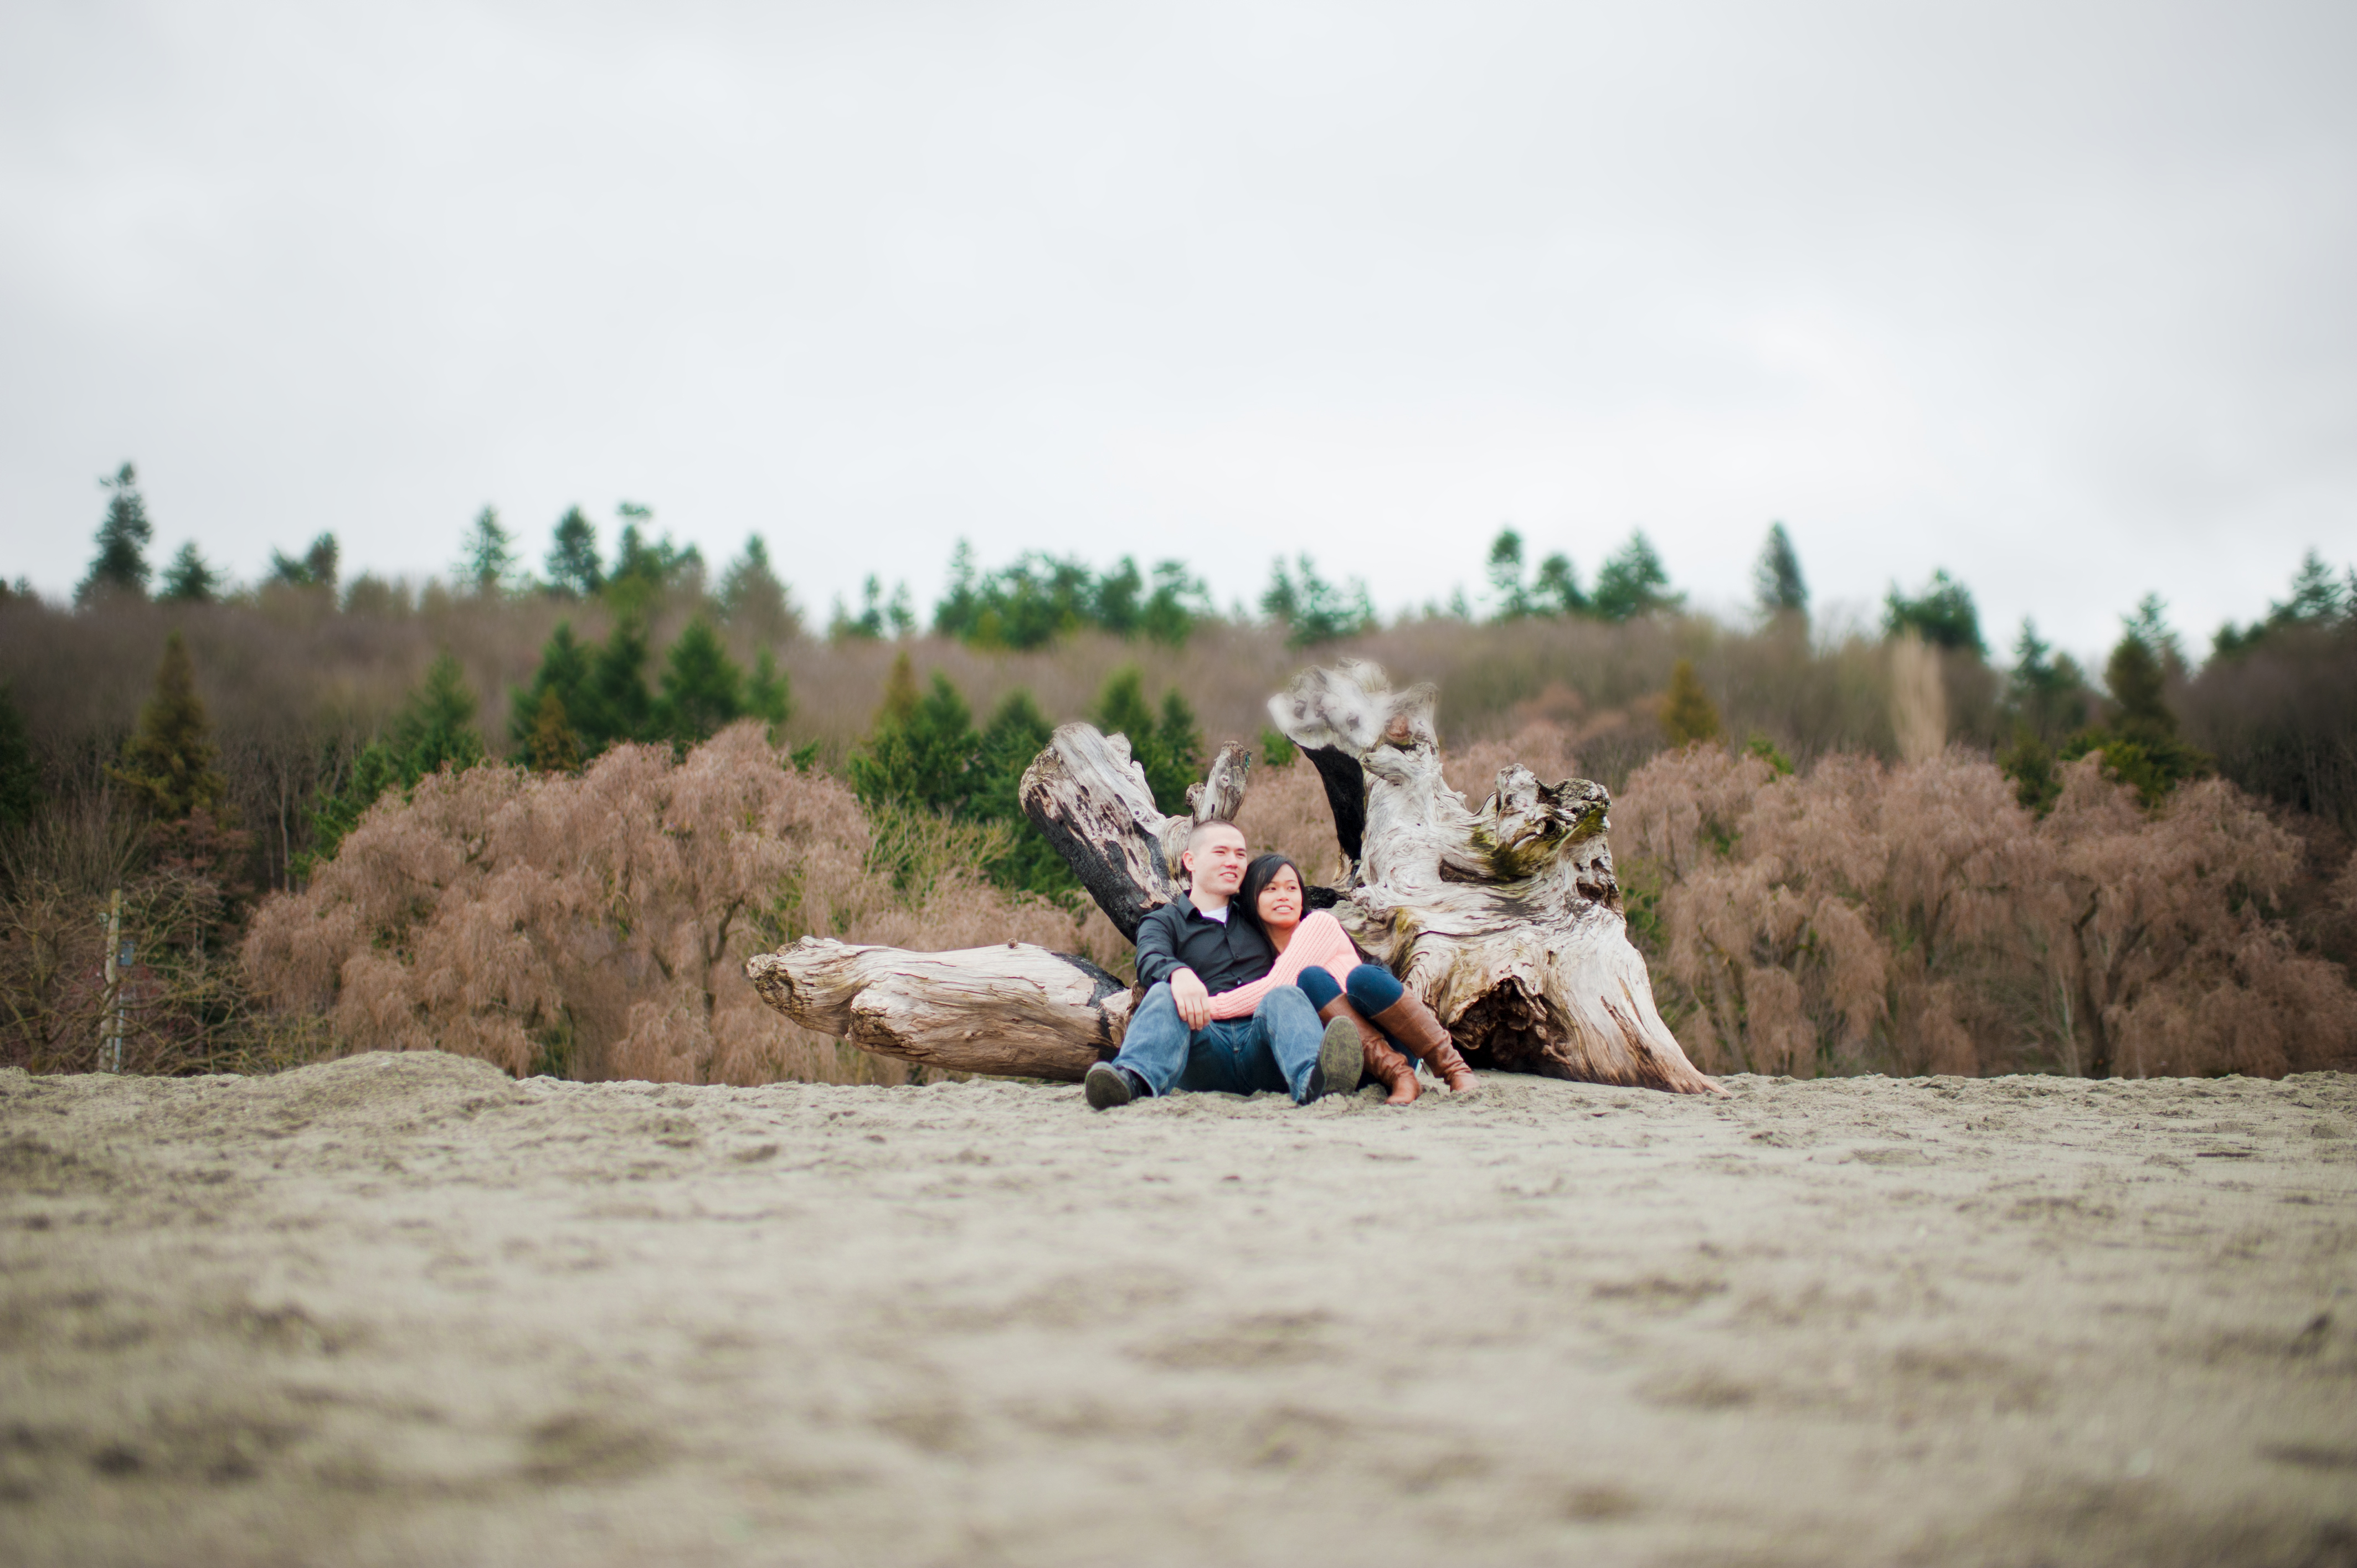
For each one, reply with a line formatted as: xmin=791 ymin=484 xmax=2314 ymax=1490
xmin=4 ymin=467 xmax=2354 ymax=1082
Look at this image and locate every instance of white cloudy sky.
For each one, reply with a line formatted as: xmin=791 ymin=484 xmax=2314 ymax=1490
xmin=3 ymin=0 xmax=2352 ymax=657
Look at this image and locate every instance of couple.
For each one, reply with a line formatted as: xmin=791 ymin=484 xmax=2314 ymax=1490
xmin=1083 ymin=819 xmax=1479 ymax=1110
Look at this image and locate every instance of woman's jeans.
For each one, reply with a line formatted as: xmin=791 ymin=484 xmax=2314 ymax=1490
xmin=1109 ymin=981 xmax=1328 ymax=1103
xmin=1293 ymin=962 xmax=1406 ymax=1019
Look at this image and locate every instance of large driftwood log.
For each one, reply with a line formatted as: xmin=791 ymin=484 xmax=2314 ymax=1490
xmin=1267 ymin=661 xmax=1718 ymax=1094
xmin=747 ymin=661 xmax=1718 ymax=1095
xmin=745 ymin=940 xmax=1134 ymax=1081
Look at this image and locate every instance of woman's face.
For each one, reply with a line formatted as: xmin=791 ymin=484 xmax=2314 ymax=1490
xmin=1255 ymin=865 xmax=1304 ymax=930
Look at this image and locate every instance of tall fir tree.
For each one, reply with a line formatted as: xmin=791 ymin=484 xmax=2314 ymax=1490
xmin=1592 ymin=532 xmax=1682 ymax=622
xmin=582 ymin=620 xmax=653 ymax=751
xmin=1883 ymin=569 xmax=1985 ymax=656
xmin=78 ymin=462 xmax=153 ymax=604
xmin=545 ymin=507 xmax=604 ymax=599
xmin=508 ymin=624 xmax=596 ymax=752
xmin=1752 ymin=523 xmax=1808 ymax=616
xmin=0 ymin=683 xmax=44 ymax=831
xmin=458 ymin=506 xmax=519 ymax=596
xmin=652 ymin=619 xmax=747 ymax=749
xmin=526 ymin=688 xmax=583 ymax=773
xmin=718 ymin=536 xmax=797 ymax=638
xmin=112 ymin=631 xmax=228 ymax=819
xmin=1661 ymin=659 xmax=1723 ymax=746
xmin=157 ymin=542 xmax=222 ymax=604
xmin=306 ymin=652 xmax=485 ymax=864
xmin=745 ymin=650 xmax=792 ymax=741
xmin=848 ymin=656 xmax=980 ymax=814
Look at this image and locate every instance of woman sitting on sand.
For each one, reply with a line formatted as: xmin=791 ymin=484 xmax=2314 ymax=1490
xmin=1202 ymin=852 xmax=1478 ymax=1105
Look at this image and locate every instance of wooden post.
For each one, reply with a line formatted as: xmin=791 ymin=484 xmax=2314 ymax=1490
xmin=101 ymin=887 xmax=123 ymax=1073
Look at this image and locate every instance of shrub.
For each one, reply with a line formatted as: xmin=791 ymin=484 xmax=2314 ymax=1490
xmin=243 ymin=724 xmax=1111 ymax=1085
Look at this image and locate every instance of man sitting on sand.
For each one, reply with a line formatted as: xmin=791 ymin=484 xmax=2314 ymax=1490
xmin=1082 ymin=821 xmax=1362 ymax=1111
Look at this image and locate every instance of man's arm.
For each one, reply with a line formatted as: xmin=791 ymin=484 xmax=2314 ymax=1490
xmin=1133 ymin=904 xmax=1185 ymax=989
xmin=1134 ymin=904 xmax=1212 ymax=1028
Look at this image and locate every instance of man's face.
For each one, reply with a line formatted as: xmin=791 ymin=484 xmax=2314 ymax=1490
xmin=1184 ymin=827 xmax=1250 ymax=897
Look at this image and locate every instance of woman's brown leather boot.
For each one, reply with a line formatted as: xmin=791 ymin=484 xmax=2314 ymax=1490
xmin=1365 ymin=991 xmax=1478 ymax=1092
xmin=1315 ymin=996 xmax=1420 ymax=1105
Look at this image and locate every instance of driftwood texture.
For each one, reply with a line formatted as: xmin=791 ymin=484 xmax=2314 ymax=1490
xmin=745 ymin=940 xmax=1134 ymax=1081
xmin=1268 ymin=661 xmax=1718 ymax=1094
xmin=747 ymin=660 xmax=1718 ymax=1095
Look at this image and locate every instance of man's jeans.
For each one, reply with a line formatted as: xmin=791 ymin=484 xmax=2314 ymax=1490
xmin=1109 ymin=982 xmax=1327 ymax=1103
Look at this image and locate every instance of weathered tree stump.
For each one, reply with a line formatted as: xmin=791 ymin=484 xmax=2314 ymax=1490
xmin=747 ymin=661 xmax=1720 ymax=1094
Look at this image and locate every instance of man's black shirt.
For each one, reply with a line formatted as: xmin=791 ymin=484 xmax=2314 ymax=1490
xmin=1133 ymin=893 xmax=1275 ymax=994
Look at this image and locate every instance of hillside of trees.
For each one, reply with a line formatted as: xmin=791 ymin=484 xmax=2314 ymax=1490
xmin=5 ymin=468 xmax=2353 ymax=1081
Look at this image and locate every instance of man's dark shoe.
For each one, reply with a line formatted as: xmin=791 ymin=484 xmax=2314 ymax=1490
xmin=1302 ymin=1017 xmax=1365 ymax=1103
xmin=1084 ymin=1061 xmax=1137 ymax=1110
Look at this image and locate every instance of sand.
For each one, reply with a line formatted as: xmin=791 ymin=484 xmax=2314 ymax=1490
xmin=2 ymin=1054 xmax=2353 ymax=1567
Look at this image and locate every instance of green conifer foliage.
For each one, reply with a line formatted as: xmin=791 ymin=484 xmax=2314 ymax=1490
xmin=745 ymin=650 xmax=792 ymax=740
xmin=113 ymin=632 xmax=228 ymax=820
xmin=1882 ymin=569 xmax=1985 ymax=656
xmin=389 ymin=652 xmax=486 ymax=778
xmin=78 ymin=463 xmax=153 ymax=604
xmin=718 ymin=537 xmax=798 ymax=639
xmin=0 ymin=683 xmax=45 ymax=831
xmin=1592 ymin=532 xmax=1682 ymax=622
xmin=508 ymin=624 xmax=595 ymax=752
xmin=1752 ymin=522 xmax=1808 ymax=616
xmin=1149 ymin=689 xmax=1206 ymax=811
xmin=267 ymin=534 xmax=340 ymax=594
xmin=583 ymin=620 xmax=654 ymax=750
xmin=1661 ymin=659 xmax=1723 ymax=746
xmin=1092 ymin=667 xmax=1156 ymax=753
xmin=2104 ymin=636 xmax=2175 ymax=742
xmin=306 ymin=652 xmax=484 ymax=865
xmin=545 ymin=507 xmax=604 ymax=599
xmin=459 ymin=506 xmax=519 ymax=595
xmin=652 ymin=619 xmax=747 ymax=749
xmin=526 ymin=688 xmax=582 ymax=773
xmin=848 ymin=662 xmax=978 ymax=814
xmin=158 ymin=542 xmax=222 ymax=604
xmin=975 ymin=689 xmax=1074 ymax=898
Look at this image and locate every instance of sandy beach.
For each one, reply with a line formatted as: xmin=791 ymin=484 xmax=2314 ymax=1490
xmin=3 ymin=1053 xmax=2353 ymax=1567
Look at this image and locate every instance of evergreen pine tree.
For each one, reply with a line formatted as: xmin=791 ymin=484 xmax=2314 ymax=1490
xmin=267 ymin=534 xmax=339 ymax=594
xmin=1147 ymin=689 xmax=1206 ymax=811
xmin=114 ymin=631 xmax=230 ymax=819
xmin=1661 ymin=659 xmax=1722 ymax=746
xmin=1486 ymin=529 xmax=1531 ymax=620
xmin=0 ymin=682 xmax=43 ymax=831
xmin=157 ymin=542 xmax=222 ymax=604
xmin=1533 ymin=553 xmax=1587 ymax=616
xmin=1092 ymin=666 xmax=1157 ymax=753
xmin=1752 ymin=522 xmax=1808 ymax=616
xmin=745 ymin=650 xmax=792 ymax=740
xmin=387 ymin=651 xmax=486 ymax=779
xmin=305 ymin=652 xmax=484 ymax=865
xmin=718 ymin=536 xmax=796 ymax=638
xmin=508 ymin=624 xmax=596 ymax=752
xmin=78 ymin=462 xmax=153 ymax=604
xmin=1592 ymin=532 xmax=1681 ymax=622
xmin=458 ymin=506 xmax=519 ymax=596
xmin=1882 ymin=569 xmax=1985 ymax=656
xmin=545 ymin=507 xmax=604 ymax=599
xmin=652 ymin=619 xmax=747 ymax=749
xmin=582 ymin=620 xmax=653 ymax=750
xmin=972 ymin=690 xmax=1074 ymax=897
xmin=2103 ymin=635 xmax=2176 ymax=744
xmin=847 ymin=658 xmax=979 ymax=814
xmin=526 ymin=688 xmax=582 ymax=773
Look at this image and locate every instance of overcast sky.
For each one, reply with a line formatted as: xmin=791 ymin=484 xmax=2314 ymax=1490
xmin=4 ymin=0 xmax=2352 ymax=658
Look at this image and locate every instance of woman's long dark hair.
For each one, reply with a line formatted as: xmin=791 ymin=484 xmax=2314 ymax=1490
xmin=1234 ymin=853 xmax=1306 ymax=948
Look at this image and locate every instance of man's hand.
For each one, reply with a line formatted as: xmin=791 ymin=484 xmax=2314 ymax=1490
xmin=1169 ymin=968 xmax=1212 ymax=1030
